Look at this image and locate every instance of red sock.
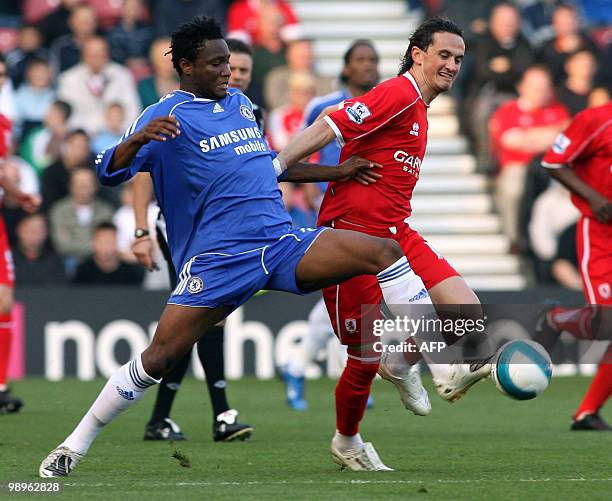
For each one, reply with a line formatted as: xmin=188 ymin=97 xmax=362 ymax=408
xmin=0 ymin=312 xmax=13 ymax=388
xmin=335 ymin=353 xmax=379 ymax=436
xmin=548 ymin=306 xmax=598 ymax=340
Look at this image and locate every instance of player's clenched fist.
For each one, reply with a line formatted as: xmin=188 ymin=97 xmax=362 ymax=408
xmin=338 ymin=155 xmax=382 ymax=185
xmin=134 ymin=117 xmax=181 ymax=145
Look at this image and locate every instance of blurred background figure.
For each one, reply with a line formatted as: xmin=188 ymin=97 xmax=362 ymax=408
xmin=107 ymin=0 xmax=153 ymax=73
xmin=268 ymin=71 xmax=317 ymax=151
xmin=137 ymin=37 xmax=178 ymax=109
xmin=49 ymin=167 xmax=114 ymax=274
xmin=227 ymin=0 xmax=301 ymax=46
xmin=40 ymin=128 xmax=92 ymax=211
xmin=49 ymin=3 xmax=100 ymax=74
xmin=556 ymin=49 xmax=599 ymax=116
xmin=13 ymin=58 xmax=55 ymax=141
xmin=465 ymin=2 xmax=534 ymax=172
xmin=489 ymin=66 xmax=569 ymax=249
xmin=91 ymin=102 xmax=125 ymax=153
xmin=264 ymin=39 xmax=331 ymax=110
xmin=5 ymin=25 xmax=47 ymax=89
xmin=73 ymin=221 xmax=144 ymax=285
xmin=13 ymin=213 xmax=67 ymax=286
xmin=538 ymin=3 xmax=598 ymax=86
xmin=19 ymin=100 xmax=72 ymax=178
xmin=56 ymin=36 xmax=140 ymax=137
xmin=36 ymin=0 xmax=84 ymax=48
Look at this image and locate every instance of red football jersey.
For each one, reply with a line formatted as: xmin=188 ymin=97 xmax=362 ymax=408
xmin=542 ymin=103 xmax=612 ymax=218
xmin=318 ymin=73 xmax=428 ymax=230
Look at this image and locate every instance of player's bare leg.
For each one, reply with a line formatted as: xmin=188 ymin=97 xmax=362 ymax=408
xmin=297 ymin=229 xmax=432 ymax=471
xmin=40 ymin=304 xmax=232 ymax=477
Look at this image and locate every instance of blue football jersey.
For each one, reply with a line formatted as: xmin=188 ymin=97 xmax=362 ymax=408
xmin=96 ymin=89 xmax=292 ymax=272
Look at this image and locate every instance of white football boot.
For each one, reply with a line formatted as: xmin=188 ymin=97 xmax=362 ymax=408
xmin=378 ymin=353 xmax=431 ymax=416
xmin=434 ymin=360 xmax=492 ymax=402
xmin=39 ymin=446 xmax=83 ymax=477
xmin=331 ymin=441 xmax=394 ymax=471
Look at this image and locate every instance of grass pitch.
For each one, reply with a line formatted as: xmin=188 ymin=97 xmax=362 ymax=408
xmin=1 ymin=376 xmax=610 ymax=500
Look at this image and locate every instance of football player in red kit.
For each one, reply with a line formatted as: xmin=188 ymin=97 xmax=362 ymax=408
xmin=539 ymin=101 xmax=612 ymax=431
xmin=0 ymin=112 xmax=41 ymax=413
xmin=278 ymin=18 xmax=491 ymax=469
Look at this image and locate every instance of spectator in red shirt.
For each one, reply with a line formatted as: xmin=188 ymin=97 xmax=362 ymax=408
xmin=227 ymin=0 xmax=301 ymax=47
xmin=490 ymin=65 xmax=569 ymax=246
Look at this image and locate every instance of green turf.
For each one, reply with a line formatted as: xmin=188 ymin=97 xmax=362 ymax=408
xmin=0 ymin=376 xmax=610 ymax=500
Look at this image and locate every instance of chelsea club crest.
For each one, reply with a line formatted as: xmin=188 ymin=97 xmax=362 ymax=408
xmin=187 ymin=276 xmax=204 ymax=294
xmin=240 ymin=105 xmax=256 ymax=121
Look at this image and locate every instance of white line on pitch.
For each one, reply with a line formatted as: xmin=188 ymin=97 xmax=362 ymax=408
xmin=63 ymin=478 xmax=612 ymax=488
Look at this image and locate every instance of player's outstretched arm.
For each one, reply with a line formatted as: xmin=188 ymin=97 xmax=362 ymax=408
xmin=109 ymin=117 xmax=181 ymax=173
xmin=282 ymin=155 xmax=382 ymax=185
xmin=547 ymin=166 xmax=612 ymax=223
xmin=277 ymin=118 xmax=336 ymax=171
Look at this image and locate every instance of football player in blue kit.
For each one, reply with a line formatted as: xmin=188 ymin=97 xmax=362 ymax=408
xmin=40 ymin=17 xmax=433 ymax=477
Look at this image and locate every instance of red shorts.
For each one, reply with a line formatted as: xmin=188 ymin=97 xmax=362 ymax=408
xmin=322 ymin=220 xmax=459 ymax=346
xmin=0 ymin=217 xmax=14 ymax=287
xmin=577 ymin=217 xmax=612 ymax=305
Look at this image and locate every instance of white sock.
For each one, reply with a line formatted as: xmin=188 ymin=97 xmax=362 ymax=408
xmin=377 ymin=257 xmax=433 ymax=309
xmin=287 ymin=299 xmax=333 ymax=378
xmin=336 ymin=343 xmax=348 ymax=369
xmin=333 ymin=430 xmax=364 ymax=452
xmin=62 ymin=356 xmax=160 ymax=455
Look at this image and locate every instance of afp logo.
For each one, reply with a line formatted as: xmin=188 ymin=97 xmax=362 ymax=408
xmin=187 ymin=276 xmax=204 ymax=294
xmin=240 ymin=105 xmax=256 ymax=121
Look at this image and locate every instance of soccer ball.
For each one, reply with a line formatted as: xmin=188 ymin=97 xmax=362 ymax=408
xmin=491 ymin=340 xmax=552 ymax=400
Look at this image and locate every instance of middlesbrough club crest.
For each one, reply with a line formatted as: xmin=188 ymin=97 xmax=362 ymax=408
xmin=187 ymin=276 xmax=204 ymax=294
xmin=345 ymin=318 xmax=357 ymax=333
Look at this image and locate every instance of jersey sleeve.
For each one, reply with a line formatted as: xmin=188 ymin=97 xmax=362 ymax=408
xmin=324 ymin=84 xmax=416 ymax=144
xmin=95 ymin=110 xmax=159 ymax=186
xmin=542 ymin=111 xmax=592 ymax=168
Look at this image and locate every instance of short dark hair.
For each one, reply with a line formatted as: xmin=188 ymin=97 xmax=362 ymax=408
xmin=340 ymin=39 xmax=378 ymax=84
xmin=169 ymin=16 xmax=224 ymax=75
xmin=398 ymin=18 xmax=463 ymax=75
xmin=66 ymin=128 xmax=89 ymax=141
xmin=95 ymin=221 xmax=117 ymax=233
xmin=226 ymin=38 xmax=252 ymax=57
xmin=51 ymin=100 xmax=72 ymax=120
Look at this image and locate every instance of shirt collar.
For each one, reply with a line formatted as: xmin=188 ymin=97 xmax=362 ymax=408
xmin=402 ymin=71 xmax=429 ymax=106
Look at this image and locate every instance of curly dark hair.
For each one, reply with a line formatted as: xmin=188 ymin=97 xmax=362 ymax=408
xmin=169 ymin=16 xmax=224 ymax=75
xmin=398 ymin=18 xmax=463 ymax=75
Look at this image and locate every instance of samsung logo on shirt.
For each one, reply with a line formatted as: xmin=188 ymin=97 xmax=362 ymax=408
xmin=200 ymin=126 xmax=262 ymax=153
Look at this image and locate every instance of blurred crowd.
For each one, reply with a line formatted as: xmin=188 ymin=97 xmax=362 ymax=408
xmin=0 ymin=0 xmax=610 ymax=292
